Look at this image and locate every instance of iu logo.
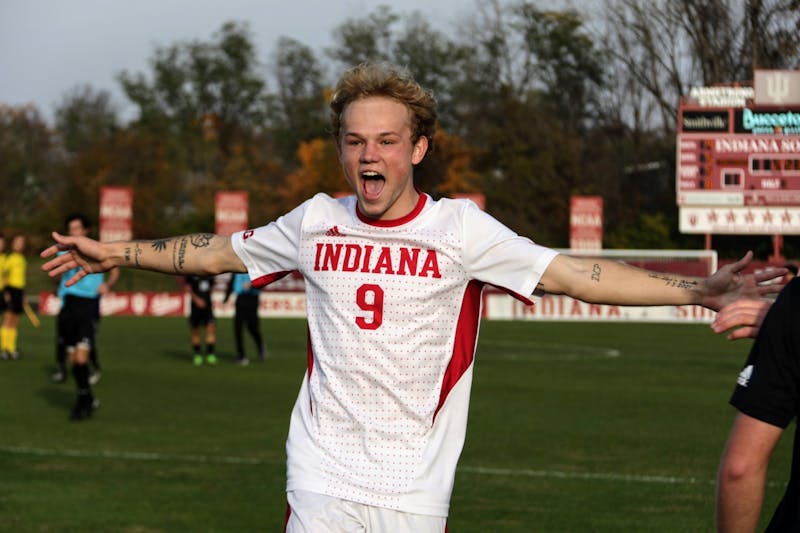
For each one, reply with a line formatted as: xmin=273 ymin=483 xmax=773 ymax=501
xmin=242 ymin=229 xmax=254 ymax=240
xmin=766 ymin=73 xmax=789 ymax=104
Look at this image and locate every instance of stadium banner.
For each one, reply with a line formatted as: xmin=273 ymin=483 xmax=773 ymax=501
xmin=483 ymin=293 xmax=715 ymax=323
xmin=680 ymin=206 xmax=800 ymax=234
xmin=39 ymin=291 xmax=306 ymax=318
xmin=569 ymin=196 xmax=603 ymax=250
xmin=40 ymin=290 xmax=710 ymax=322
xmin=99 ymin=186 xmax=133 ymax=242
xmin=215 ymin=190 xmax=249 ymax=235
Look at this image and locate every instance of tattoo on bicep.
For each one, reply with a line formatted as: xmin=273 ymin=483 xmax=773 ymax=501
xmin=151 ymin=239 xmax=168 ymax=252
xmin=592 ymin=263 xmax=601 ymax=282
xmin=648 ymin=273 xmax=698 ymax=290
xmin=190 ymin=233 xmax=213 ymax=248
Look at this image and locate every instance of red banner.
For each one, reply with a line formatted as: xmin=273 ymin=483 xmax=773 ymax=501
xmin=40 ymin=291 xmax=187 ymax=317
xmin=99 ymin=186 xmax=133 ymax=242
xmin=215 ymin=191 xmax=249 ymax=235
xmin=569 ymin=196 xmax=603 ymax=250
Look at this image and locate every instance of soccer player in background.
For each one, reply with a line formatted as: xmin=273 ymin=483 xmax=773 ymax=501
xmin=224 ymin=272 xmax=267 ymax=365
xmin=183 ymin=274 xmax=217 ymax=365
xmin=43 ymin=62 xmax=787 ymax=531
xmin=52 ymin=214 xmax=119 ymax=385
xmin=1 ymin=234 xmax=26 ymax=360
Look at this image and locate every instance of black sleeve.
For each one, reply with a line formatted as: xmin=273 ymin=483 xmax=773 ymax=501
xmin=730 ymin=278 xmax=800 ymax=429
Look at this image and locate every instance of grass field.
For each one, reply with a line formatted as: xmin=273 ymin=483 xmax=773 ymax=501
xmin=0 ymin=315 xmax=792 ymax=532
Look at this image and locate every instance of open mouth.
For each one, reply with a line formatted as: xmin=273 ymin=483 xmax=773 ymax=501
xmin=361 ymin=171 xmax=385 ymax=199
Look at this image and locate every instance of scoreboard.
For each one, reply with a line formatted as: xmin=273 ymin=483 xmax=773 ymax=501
xmin=677 ymin=93 xmax=800 ymax=234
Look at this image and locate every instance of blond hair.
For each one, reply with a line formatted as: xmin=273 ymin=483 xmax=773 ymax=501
xmin=329 ymin=62 xmax=437 ymax=151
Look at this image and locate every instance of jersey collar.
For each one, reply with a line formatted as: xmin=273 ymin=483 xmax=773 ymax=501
xmin=355 ymin=189 xmax=428 ymax=227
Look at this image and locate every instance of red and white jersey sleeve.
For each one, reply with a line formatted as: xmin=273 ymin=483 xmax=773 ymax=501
xmin=231 ymin=192 xmax=558 ymax=517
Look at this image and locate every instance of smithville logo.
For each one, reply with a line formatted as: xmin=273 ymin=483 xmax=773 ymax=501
xmin=314 ymin=242 xmax=441 ymax=278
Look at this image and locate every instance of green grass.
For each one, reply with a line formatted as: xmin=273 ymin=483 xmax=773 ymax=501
xmin=0 ymin=317 xmax=792 ymax=531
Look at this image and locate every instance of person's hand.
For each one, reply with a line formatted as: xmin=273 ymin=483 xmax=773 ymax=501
xmin=711 ymin=299 xmax=772 ymax=340
xmin=41 ymin=232 xmax=116 ymax=287
xmin=700 ymin=251 xmax=786 ymax=311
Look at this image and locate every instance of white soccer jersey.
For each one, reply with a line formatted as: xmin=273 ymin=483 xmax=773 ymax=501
xmin=231 ymin=192 xmax=558 ymax=517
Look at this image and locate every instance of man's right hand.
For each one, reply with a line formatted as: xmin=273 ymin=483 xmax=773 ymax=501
xmin=711 ymin=299 xmax=773 ymax=340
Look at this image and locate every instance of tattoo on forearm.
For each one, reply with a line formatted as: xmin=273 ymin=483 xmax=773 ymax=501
xmin=592 ymin=263 xmax=601 ymax=282
xmin=152 ymin=239 xmax=168 ymax=252
xmin=190 ymin=233 xmax=213 ymax=248
xmin=178 ymin=238 xmax=187 ymax=269
xmin=172 ymin=238 xmax=188 ymax=272
xmin=649 ymin=273 xmax=698 ymax=290
xmin=124 ymin=247 xmax=131 ymax=263
xmin=135 ymin=244 xmax=142 ymax=268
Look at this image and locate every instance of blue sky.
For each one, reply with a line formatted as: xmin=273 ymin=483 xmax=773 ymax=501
xmin=0 ymin=0 xmax=477 ymax=121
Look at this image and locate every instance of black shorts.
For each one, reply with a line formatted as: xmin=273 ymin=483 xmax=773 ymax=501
xmin=5 ymin=288 xmax=23 ymax=314
xmin=59 ymin=295 xmax=97 ymax=348
xmin=189 ymin=304 xmax=214 ymax=327
xmin=0 ymin=290 xmax=7 ymax=314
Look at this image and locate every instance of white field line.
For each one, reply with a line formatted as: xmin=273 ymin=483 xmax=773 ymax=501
xmin=459 ymin=466 xmax=709 ymax=485
xmin=3 ymin=445 xmax=726 ymax=486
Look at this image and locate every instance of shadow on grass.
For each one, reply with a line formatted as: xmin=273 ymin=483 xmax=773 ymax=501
xmin=35 ymin=384 xmax=74 ymax=410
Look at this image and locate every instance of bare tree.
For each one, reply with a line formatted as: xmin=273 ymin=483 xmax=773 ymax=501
xmin=600 ymin=0 xmax=800 ymax=134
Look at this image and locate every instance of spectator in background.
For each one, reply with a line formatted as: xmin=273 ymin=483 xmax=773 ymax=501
xmin=52 ymin=214 xmax=119 ymax=385
xmin=183 ymin=275 xmax=217 ymax=366
xmin=1 ymin=234 xmax=26 ymax=360
xmin=224 ymin=272 xmax=267 ymax=366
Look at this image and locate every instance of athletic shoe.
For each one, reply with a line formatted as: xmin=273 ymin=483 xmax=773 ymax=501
xmin=205 ymin=354 xmax=218 ymax=365
xmin=9 ymin=351 xmax=20 ymax=360
xmin=69 ymin=398 xmax=99 ymax=422
xmin=51 ymin=370 xmax=67 ymax=384
xmin=0 ymin=351 xmax=8 ymax=361
xmin=259 ymin=350 xmax=269 ymax=361
xmin=193 ymin=355 xmax=203 ymax=366
xmin=89 ymin=370 xmax=102 ymax=385
xmin=236 ymin=357 xmax=250 ymax=366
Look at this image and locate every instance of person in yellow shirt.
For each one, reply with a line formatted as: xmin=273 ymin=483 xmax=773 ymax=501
xmin=0 ymin=235 xmax=7 ymax=323
xmin=2 ymin=234 xmax=27 ymax=360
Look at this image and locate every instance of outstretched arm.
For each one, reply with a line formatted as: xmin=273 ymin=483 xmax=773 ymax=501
xmin=538 ymin=251 xmax=784 ymax=311
xmin=41 ymin=232 xmax=246 ymax=287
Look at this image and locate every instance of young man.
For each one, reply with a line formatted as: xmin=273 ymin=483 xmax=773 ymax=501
xmin=224 ymin=272 xmax=267 ymax=365
xmin=1 ymin=234 xmax=26 ymax=360
xmin=183 ymin=274 xmax=217 ymax=365
xmin=712 ymin=285 xmax=798 ymax=532
xmin=52 ymin=214 xmax=119 ymax=385
xmin=43 ymin=62 xmax=785 ymax=531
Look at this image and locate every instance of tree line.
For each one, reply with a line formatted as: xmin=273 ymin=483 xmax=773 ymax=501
xmin=2 ymin=0 xmax=799 ymax=258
